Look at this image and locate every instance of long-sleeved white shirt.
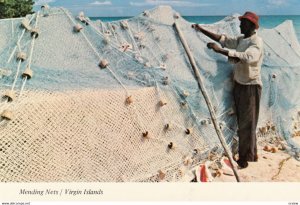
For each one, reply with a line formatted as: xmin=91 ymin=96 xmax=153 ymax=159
xmin=219 ymin=33 xmax=264 ymax=86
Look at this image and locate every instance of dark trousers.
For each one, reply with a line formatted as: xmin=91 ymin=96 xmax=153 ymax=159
xmin=233 ymin=82 xmax=261 ymax=162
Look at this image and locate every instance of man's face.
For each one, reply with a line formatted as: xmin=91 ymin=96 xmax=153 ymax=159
xmin=239 ymin=18 xmax=254 ymax=35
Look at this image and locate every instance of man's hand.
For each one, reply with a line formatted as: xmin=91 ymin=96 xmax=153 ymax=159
xmin=207 ymin=42 xmax=221 ymax=53
xmin=192 ymin=24 xmax=203 ymax=32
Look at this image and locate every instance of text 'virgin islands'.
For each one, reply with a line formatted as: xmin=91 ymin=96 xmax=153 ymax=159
xmin=20 ymin=189 xmax=104 ymax=196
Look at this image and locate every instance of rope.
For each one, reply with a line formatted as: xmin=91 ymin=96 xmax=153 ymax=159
xmin=63 ymin=9 xmax=101 ymax=59
xmin=88 ymin=18 xmax=175 ymax=71
xmin=263 ymin=39 xmax=290 ymax=65
xmin=263 ymin=63 xmax=300 ymax=68
xmin=89 ymin=21 xmax=134 ymax=58
xmin=61 ymin=8 xmax=130 ymax=95
xmin=86 ymin=15 xmax=157 ymax=74
xmin=274 ymin=28 xmax=300 ymax=59
xmin=19 ymin=78 xmax=27 ymax=97
xmin=157 ymin=82 xmax=216 ymax=157
xmin=216 ymin=107 xmax=233 ymax=119
xmin=108 ymin=22 xmax=120 ymax=44
xmin=0 ymin=15 xmax=37 ymax=107
xmin=138 ymin=15 xmax=175 ymax=27
xmin=143 ymin=39 xmax=161 ymax=65
xmin=7 ymin=15 xmax=35 ymax=64
xmin=7 ymin=47 xmax=17 ymax=64
xmin=19 ymin=12 xmax=40 ymax=98
xmin=11 ymin=19 xmax=14 ymax=35
xmin=11 ymin=61 xmax=22 ymax=91
xmin=100 ymin=21 xmax=105 ymax=34
xmin=0 ymin=17 xmax=24 ymax=21
xmin=271 ymin=156 xmax=292 ymax=180
xmin=27 ymin=19 xmax=39 ymax=66
xmin=127 ymin=25 xmax=142 ymax=56
xmin=106 ymin=66 xmax=129 ymax=95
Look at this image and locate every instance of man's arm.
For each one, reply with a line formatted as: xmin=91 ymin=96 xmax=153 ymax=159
xmin=207 ymin=42 xmax=228 ymax=56
xmin=192 ymin=24 xmax=241 ymax=63
xmin=227 ymin=44 xmax=262 ymax=64
xmin=207 ymin=42 xmax=262 ymax=64
xmin=207 ymin=42 xmax=240 ymax=63
xmin=192 ymin=24 xmax=239 ymax=49
xmin=192 ymin=24 xmax=221 ymax=42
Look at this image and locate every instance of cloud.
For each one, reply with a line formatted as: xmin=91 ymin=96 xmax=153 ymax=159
xmin=90 ymin=1 xmax=112 ymax=6
xmin=267 ymin=0 xmax=288 ymax=6
xmin=129 ymin=0 xmax=213 ymax=7
xmin=34 ymin=0 xmax=56 ymax=6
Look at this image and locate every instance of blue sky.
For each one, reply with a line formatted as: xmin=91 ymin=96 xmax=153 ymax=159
xmin=33 ymin=0 xmax=300 ymax=17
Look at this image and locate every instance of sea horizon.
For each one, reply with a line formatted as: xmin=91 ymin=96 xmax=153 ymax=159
xmin=90 ymin=15 xmax=300 ymax=40
xmin=89 ymin=14 xmax=300 ymax=18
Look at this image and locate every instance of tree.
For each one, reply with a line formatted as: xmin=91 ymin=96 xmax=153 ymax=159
xmin=0 ymin=0 xmax=34 ymax=19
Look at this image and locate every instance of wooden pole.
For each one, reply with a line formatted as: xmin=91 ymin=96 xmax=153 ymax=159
xmin=173 ymin=22 xmax=240 ymax=182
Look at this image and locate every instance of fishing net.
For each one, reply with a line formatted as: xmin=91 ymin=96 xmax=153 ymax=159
xmin=0 ymin=6 xmax=299 ymax=182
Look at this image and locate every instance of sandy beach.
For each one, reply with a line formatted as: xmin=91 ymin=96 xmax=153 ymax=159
xmin=214 ymin=137 xmax=300 ymax=182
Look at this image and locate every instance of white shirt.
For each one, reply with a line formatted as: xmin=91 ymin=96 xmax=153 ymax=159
xmin=219 ymin=33 xmax=264 ymax=86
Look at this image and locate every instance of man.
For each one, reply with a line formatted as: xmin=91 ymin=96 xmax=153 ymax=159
xmin=192 ymin=12 xmax=263 ymax=168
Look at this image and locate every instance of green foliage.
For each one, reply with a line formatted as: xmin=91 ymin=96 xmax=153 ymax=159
xmin=0 ymin=0 xmax=34 ymax=19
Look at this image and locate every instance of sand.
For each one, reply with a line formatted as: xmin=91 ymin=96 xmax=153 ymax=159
xmin=214 ymin=137 xmax=300 ymax=182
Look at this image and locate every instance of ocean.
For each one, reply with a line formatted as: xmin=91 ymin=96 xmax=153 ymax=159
xmin=90 ymin=15 xmax=300 ymax=40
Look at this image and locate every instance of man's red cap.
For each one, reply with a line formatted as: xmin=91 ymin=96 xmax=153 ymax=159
xmin=239 ymin=11 xmax=259 ymax=29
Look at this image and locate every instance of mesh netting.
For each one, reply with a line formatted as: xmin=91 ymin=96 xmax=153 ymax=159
xmin=0 ymin=6 xmax=299 ymax=182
